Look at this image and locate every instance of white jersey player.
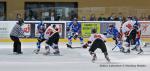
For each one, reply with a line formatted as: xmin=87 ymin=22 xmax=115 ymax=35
xmin=44 ymin=25 xmax=60 ymax=55
xmin=82 ymin=29 xmax=110 ymax=62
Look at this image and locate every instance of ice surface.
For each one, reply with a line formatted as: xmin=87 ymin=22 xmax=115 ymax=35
xmin=0 ymin=42 xmax=150 ymax=71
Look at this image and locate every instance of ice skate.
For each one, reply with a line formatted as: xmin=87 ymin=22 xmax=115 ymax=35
xmin=43 ymin=52 xmax=50 ymax=55
xmin=66 ymin=44 xmax=72 ymax=48
xmin=13 ymin=52 xmax=23 ymax=55
xmin=13 ymin=52 xmax=18 ymax=55
xmin=44 ymin=46 xmax=50 ymax=55
xmin=137 ymin=49 xmax=143 ymax=54
xmin=120 ymin=47 xmax=125 ymax=53
xmin=104 ymin=52 xmax=110 ymax=62
xmin=33 ymin=48 xmax=40 ymax=54
xmin=18 ymin=52 xmax=23 ymax=54
xmin=105 ymin=55 xmax=110 ymax=62
xmin=125 ymin=49 xmax=130 ymax=53
xmin=53 ymin=51 xmax=60 ymax=55
xmin=131 ymin=47 xmax=138 ymax=51
xmin=91 ymin=53 xmax=97 ymax=63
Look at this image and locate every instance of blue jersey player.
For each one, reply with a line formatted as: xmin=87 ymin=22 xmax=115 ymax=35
xmin=34 ymin=21 xmax=46 ymax=54
xmin=66 ymin=18 xmax=83 ymax=48
xmin=107 ymin=25 xmax=124 ymax=52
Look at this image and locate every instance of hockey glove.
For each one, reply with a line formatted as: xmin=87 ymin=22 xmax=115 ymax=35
xmin=82 ymin=43 xmax=88 ymax=49
xmin=66 ymin=27 xmax=70 ymax=31
xmin=73 ymin=33 xmax=78 ymax=40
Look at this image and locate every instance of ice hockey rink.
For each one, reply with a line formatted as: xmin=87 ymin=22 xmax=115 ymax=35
xmin=0 ymin=42 xmax=150 ymax=71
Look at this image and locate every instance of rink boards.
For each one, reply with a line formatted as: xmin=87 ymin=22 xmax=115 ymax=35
xmin=0 ymin=38 xmax=150 ymax=42
xmin=0 ymin=21 xmax=150 ymax=42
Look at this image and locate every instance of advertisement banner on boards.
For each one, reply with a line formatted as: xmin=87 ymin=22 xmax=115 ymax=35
xmin=81 ymin=22 xmax=100 ymax=37
xmin=66 ymin=21 xmax=117 ymax=38
xmin=100 ymin=22 xmax=116 ymax=34
xmin=139 ymin=21 xmax=150 ymax=38
xmin=22 ymin=24 xmax=31 ymax=36
xmin=0 ymin=21 xmax=16 ymax=38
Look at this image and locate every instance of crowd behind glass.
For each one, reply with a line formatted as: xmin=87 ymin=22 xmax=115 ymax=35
xmin=0 ymin=2 xmax=150 ymax=21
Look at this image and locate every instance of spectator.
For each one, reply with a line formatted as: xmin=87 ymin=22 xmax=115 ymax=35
xmin=114 ymin=16 xmax=119 ymax=21
xmin=148 ymin=15 xmax=150 ymax=20
xmin=25 ymin=9 xmax=36 ymax=21
xmin=139 ymin=15 xmax=147 ymax=21
xmin=98 ymin=14 xmax=106 ymax=21
xmin=122 ymin=16 xmax=127 ymax=23
xmin=16 ymin=13 xmax=22 ymax=20
xmin=132 ymin=16 xmax=138 ymax=21
xmin=90 ymin=13 xmax=96 ymax=21
xmin=45 ymin=11 xmax=58 ymax=21
xmin=0 ymin=12 xmax=5 ymax=21
xmin=82 ymin=16 xmax=86 ymax=21
xmin=108 ymin=13 xmax=115 ymax=21
xmin=59 ymin=15 xmax=66 ymax=21
xmin=117 ymin=12 xmax=123 ymax=21
xmin=50 ymin=12 xmax=56 ymax=21
xmin=41 ymin=9 xmax=50 ymax=20
xmin=69 ymin=10 xmax=77 ymax=21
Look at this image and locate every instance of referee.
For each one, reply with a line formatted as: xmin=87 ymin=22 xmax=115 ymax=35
xmin=10 ymin=18 xmax=25 ymax=54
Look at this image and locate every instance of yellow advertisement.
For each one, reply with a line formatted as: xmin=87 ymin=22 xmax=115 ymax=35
xmin=81 ymin=22 xmax=100 ymax=37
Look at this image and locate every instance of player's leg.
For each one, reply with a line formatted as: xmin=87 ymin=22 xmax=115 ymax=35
xmin=97 ymin=39 xmax=110 ymax=62
xmin=67 ymin=35 xmax=73 ymax=48
xmin=117 ymin=41 xmax=125 ymax=52
xmin=44 ymin=33 xmax=59 ymax=55
xmin=112 ymin=37 xmax=118 ymax=50
xmin=89 ymin=39 xmax=100 ymax=62
xmin=136 ymin=39 xmax=143 ymax=54
xmin=44 ymin=38 xmax=53 ymax=55
xmin=44 ymin=44 xmax=50 ymax=55
xmin=78 ymin=36 xmax=84 ymax=44
xmin=34 ymin=38 xmax=45 ymax=54
xmin=53 ymin=43 xmax=60 ymax=55
xmin=125 ymin=36 xmax=131 ymax=53
xmin=52 ymin=32 xmax=60 ymax=55
xmin=131 ymin=38 xmax=139 ymax=51
xmin=89 ymin=46 xmax=97 ymax=62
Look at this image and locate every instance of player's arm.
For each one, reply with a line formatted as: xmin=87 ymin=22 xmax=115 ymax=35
xmin=82 ymin=41 xmax=92 ymax=48
xmin=100 ymin=34 xmax=107 ymax=42
xmin=44 ymin=26 xmax=56 ymax=39
xmin=67 ymin=22 xmax=72 ymax=31
xmin=77 ymin=23 xmax=81 ymax=34
xmin=82 ymin=35 xmax=93 ymax=48
xmin=74 ymin=23 xmax=82 ymax=39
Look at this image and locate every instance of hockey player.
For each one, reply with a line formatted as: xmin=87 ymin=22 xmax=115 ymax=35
xmin=121 ymin=17 xmax=137 ymax=53
xmin=82 ymin=28 xmax=110 ymax=62
xmin=44 ymin=25 xmax=60 ymax=55
xmin=124 ymin=25 xmax=137 ymax=53
xmin=122 ymin=16 xmax=135 ymax=33
xmin=66 ymin=18 xmax=83 ymax=48
xmin=106 ymin=25 xmax=124 ymax=52
xmin=34 ymin=21 xmax=46 ymax=54
xmin=131 ymin=25 xmax=143 ymax=54
xmin=114 ymin=32 xmax=125 ymax=52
